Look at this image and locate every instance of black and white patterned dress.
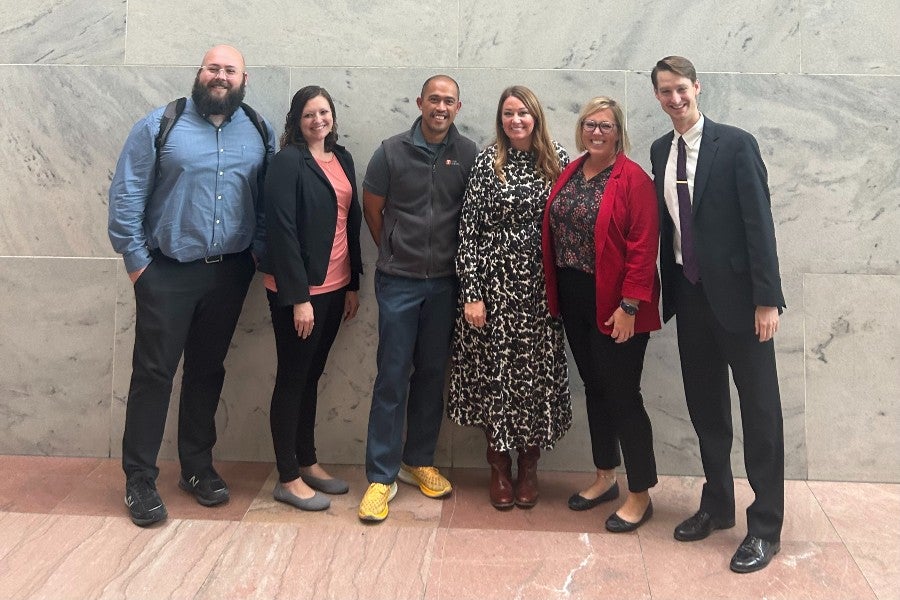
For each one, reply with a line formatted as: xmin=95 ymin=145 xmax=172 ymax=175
xmin=448 ymin=143 xmax=572 ymax=451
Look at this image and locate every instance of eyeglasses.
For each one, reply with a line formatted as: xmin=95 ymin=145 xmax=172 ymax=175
xmin=201 ymin=65 xmax=243 ymax=78
xmin=581 ymin=120 xmax=617 ymax=133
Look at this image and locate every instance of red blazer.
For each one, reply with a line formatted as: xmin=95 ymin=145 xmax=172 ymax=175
xmin=542 ymin=152 xmax=661 ymax=335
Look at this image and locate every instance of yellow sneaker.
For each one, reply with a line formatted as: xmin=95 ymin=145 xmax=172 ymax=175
xmin=397 ymin=464 xmax=452 ymax=498
xmin=357 ymin=482 xmax=398 ymax=522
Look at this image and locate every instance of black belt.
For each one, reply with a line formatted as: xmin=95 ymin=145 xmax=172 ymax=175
xmin=150 ymin=248 xmax=249 ymax=264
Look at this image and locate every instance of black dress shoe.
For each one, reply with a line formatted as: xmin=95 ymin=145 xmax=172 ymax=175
xmin=730 ymin=535 xmax=780 ymax=573
xmin=673 ymin=510 xmax=736 ymax=541
xmin=179 ymin=471 xmax=229 ymax=506
xmin=605 ymin=500 xmax=653 ymax=533
xmin=568 ymin=481 xmax=620 ymax=511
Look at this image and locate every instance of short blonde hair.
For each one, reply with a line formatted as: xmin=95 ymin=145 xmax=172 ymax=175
xmin=575 ymin=96 xmax=630 ymax=155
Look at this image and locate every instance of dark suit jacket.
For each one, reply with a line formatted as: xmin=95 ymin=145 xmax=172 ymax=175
xmin=650 ymin=117 xmax=784 ymax=333
xmin=263 ymin=143 xmax=363 ymax=305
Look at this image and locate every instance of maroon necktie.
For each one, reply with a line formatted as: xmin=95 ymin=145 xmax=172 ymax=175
xmin=676 ymin=136 xmax=700 ymax=283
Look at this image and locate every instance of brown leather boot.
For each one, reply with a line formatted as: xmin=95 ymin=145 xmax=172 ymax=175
xmin=514 ymin=446 xmax=540 ymax=508
xmin=486 ymin=446 xmax=515 ymax=510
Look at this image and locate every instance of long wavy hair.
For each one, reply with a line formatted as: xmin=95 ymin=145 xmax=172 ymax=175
xmin=492 ymin=85 xmax=561 ymax=184
xmin=279 ymin=86 xmax=338 ymax=151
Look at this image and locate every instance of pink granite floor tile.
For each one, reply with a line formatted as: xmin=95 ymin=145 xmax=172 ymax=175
xmin=0 ymin=511 xmax=52 ymax=562
xmin=0 ymin=511 xmax=237 ymax=600
xmin=808 ymin=481 xmax=900 ymax=546
xmin=0 ymin=455 xmax=101 ymax=513
xmin=245 ymin=464 xmax=444 ymax=528
xmin=194 ymin=520 xmax=437 ymax=600
xmin=440 ymin=468 xmax=621 ymax=533
xmin=641 ymin=536 xmax=877 ymax=600
xmin=425 ymin=528 xmax=650 ymax=600
xmin=846 ymin=541 xmax=900 ymax=600
xmin=48 ymin=458 xmax=273 ymax=522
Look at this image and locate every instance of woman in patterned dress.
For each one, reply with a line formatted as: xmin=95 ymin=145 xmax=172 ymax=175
xmin=449 ymin=85 xmax=571 ymax=510
xmin=542 ymin=97 xmax=661 ymax=532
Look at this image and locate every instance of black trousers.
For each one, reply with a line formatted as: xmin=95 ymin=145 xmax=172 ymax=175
xmin=557 ymin=268 xmax=658 ymax=493
xmin=675 ymin=273 xmax=784 ymax=542
xmin=267 ymin=287 xmax=346 ymax=483
xmin=122 ymin=250 xmax=255 ymax=482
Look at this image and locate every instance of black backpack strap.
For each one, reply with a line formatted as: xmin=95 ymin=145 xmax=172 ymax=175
xmin=240 ymin=102 xmax=270 ymax=152
xmin=154 ymin=97 xmax=187 ymax=175
xmin=155 ymin=97 xmax=187 ymax=151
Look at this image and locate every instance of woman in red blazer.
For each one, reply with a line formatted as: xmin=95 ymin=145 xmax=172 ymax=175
xmin=542 ymin=96 xmax=661 ymax=532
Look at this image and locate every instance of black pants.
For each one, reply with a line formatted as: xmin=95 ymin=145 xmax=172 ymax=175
xmin=557 ymin=268 xmax=657 ymax=493
xmin=675 ymin=273 xmax=784 ymax=542
xmin=122 ymin=250 xmax=255 ymax=482
xmin=268 ymin=287 xmax=346 ymax=483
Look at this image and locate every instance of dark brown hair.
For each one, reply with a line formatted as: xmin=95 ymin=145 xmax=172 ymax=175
xmin=279 ymin=86 xmax=338 ymax=151
xmin=651 ymin=56 xmax=698 ymax=89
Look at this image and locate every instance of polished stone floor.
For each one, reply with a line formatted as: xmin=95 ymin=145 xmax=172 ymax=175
xmin=0 ymin=455 xmax=896 ymax=599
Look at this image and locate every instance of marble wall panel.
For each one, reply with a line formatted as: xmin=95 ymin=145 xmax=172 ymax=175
xmin=805 ymin=273 xmax=900 ymax=482
xmin=0 ymin=257 xmax=116 ymax=456
xmin=458 ymin=0 xmax=800 ymax=73
xmin=0 ymin=0 xmax=125 ymax=64
xmin=0 ymin=64 xmax=289 ymax=258
xmin=2 ymin=1 xmax=898 ymax=485
xmin=626 ymin=71 xmax=900 ymax=277
xmin=124 ymin=1 xmax=458 ymax=67
xmin=801 ymin=0 xmax=900 ymax=75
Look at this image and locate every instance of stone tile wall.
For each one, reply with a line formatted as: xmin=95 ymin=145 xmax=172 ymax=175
xmin=1 ymin=0 xmax=897 ymax=482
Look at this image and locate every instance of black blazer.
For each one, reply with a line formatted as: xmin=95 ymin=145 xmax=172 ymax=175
xmin=650 ymin=117 xmax=785 ymax=333
xmin=263 ymin=143 xmax=362 ymax=305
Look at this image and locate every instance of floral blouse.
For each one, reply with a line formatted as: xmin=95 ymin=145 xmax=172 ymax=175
xmin=548 ymin=164 xmax=613 ymax=273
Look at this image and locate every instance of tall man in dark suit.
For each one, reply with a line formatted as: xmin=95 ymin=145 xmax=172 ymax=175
xmin=650 ymin=56 xmax=786 ymax=573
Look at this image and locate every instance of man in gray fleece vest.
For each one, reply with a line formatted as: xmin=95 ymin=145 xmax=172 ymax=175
xmin=359 ymin=75 xmax=477 ymax=522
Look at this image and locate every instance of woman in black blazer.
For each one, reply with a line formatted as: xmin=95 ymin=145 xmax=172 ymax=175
xmin=262 ymin=86 xmax=362 ymax=511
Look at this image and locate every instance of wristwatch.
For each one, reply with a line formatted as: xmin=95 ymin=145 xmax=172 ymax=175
xmin=619 ymin=300 xmax=638 ymax=316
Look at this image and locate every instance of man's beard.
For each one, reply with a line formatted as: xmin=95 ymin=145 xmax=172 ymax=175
xmin=191 ymin=76 xmax=246 ymax=117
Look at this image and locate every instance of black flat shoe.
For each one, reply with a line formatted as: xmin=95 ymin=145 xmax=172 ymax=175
xmin=568 ymin=481 xmax=620 ymax=511
xmin=674 ymin=510 xmax=736 ymax=541
xmin=605 ymin=500 xmax=653 ymax=533
xmin=730 ymin=535 xmax=780 ymax=573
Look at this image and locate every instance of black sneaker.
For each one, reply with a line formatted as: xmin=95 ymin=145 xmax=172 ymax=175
xmin=178 ymin=470 xmax=230 ymax=506
xmin=125 ymin=478 xmax=167 ymax=526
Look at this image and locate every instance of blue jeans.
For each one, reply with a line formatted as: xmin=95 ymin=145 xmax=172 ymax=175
xmin=365 ymin=271 xmax=457 ymax=483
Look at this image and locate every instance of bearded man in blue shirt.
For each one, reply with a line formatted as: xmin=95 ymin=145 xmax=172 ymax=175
xmin=109 ymin=44 xmax=275 ymax=527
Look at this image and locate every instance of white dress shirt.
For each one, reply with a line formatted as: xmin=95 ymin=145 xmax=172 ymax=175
xmin=663 ymin=114 xmax=704 ymax=265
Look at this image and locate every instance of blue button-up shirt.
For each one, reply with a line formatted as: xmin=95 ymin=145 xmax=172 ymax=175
xmin=108 ymin=98 xmax=275 ymax=273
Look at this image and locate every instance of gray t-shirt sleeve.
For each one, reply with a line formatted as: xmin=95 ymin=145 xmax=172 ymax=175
xmin=363 ymin=144 xmax=390 ymax=197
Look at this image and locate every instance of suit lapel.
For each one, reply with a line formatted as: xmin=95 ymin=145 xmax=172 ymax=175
xmin=652 ymin=132 xmax=674 ymax=191
xmin=692 ymin=118 xmax=718 ymax=213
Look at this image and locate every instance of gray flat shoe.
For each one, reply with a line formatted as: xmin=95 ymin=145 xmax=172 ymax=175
xmin=273 ymin=483 xmax=330 ymax=511
xmin=300 ymin=473 xmax=350 ymax=495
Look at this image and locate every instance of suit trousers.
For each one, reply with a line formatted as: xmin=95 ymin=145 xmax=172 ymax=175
xmin=675 ymin=272 xmax=785 ymax=542
xmin=557 ymin=268 xmax=658 ymax=493
xmin=365 ymin=271 xmax=457 ymax=483
xmin=122 ymin=249 xmax=255 ymax=483
xmin=267 ymin=287 xmax=347 ymax=482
